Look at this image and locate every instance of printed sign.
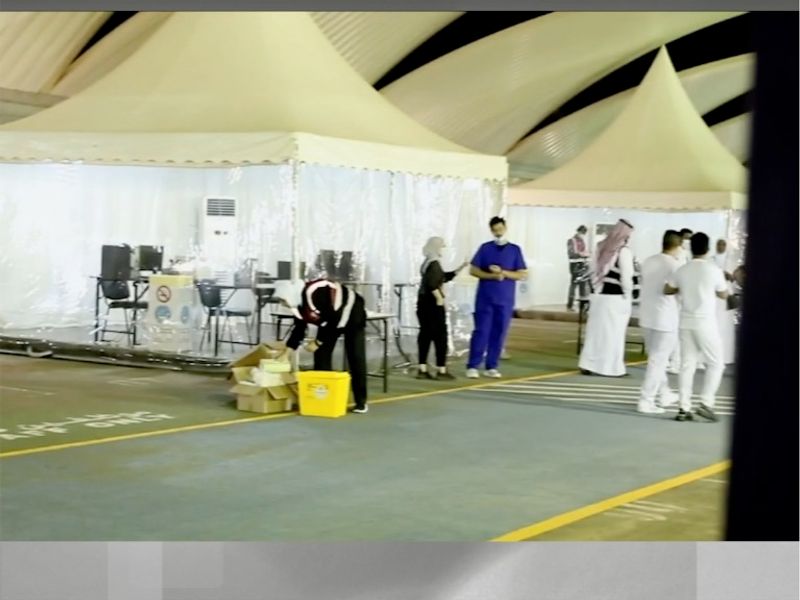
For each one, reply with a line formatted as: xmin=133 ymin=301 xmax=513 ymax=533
xmin=156 ymin=285 xmax=172 ymax=303
xmin=154 ymin=305 xmax=172 ymax=322
xmin=312 ymin=385 xmax=329 ymax=400
xmin=0 ymin=411 xmax=175 ymax=441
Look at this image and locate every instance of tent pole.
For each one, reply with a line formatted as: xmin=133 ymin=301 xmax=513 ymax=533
xmin=290 ymin=159 xmax=300 ymax=282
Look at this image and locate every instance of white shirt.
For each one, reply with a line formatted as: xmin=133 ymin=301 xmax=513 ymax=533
xmin=668 ymin=258 xmax=728 ymax=330
xmin=638 ymin=252 xmax=680 ymax=332
xmin=713 ymin=252 xmax=730 ymax=272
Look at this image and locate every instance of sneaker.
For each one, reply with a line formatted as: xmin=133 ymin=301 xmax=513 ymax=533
xmin=466 ymin=368 xmax=480 ymax=379
xmin=485 ymin=369 xmax=502 ymax=378
xmin=697 ymin=363 xmax=706 ymax=371
xmin=351 ymin=405 xmax=369 ymax=415
xmin=695 ymin=404 xmax=718 ymax=422
xmin=436 ymin=372 xmax=457 ymax=381
xmin=415 ymin=370 xmax=435 ymax=380
xmin=658 ymin=391 xmax=679 ymax=408
xmin=667 ymin=368 xmax=680 ymax=375
xmin=637 ymin=403 xmax=666 ymax=415
xmin=580 ymin=369 xmax=594 ymax=376
xmin=500 ymin=350 xmax=511 ymax=360
xmin=674 ymin=409 xmax=694 ymax=422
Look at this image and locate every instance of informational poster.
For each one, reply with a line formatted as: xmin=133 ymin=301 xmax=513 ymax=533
xmin=145 ymin=274 xmax=197 ymax=352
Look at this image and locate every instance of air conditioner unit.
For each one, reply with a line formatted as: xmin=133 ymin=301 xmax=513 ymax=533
xmin=199 ymin=197 xmax=238 ymax=272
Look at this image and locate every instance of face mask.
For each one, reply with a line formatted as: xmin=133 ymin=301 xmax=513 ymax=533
xmin=494 ymin=235 xmax=508 ymax=245
xmin=682 ymin=240 xmax=690 ymax=249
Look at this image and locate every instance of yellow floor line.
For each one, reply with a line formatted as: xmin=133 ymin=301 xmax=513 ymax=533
xmin=491 ymin=460 xmax=731 ymax=542
xmin=0 ymin=359 xmax=649 ymax=460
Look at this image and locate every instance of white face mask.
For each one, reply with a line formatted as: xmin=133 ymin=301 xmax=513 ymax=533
xmin=494 ymin=235 xmax=508 ymax=245
xmin=682 ymin=240 xmax=691 ymax=249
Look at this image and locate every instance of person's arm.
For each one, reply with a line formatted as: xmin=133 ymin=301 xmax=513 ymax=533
xmin=618 ymin=247 xmax=634 ymax=298
xmin=664 ymin=272 xmax=679 ymax=295
xmin=310 ymin=321 xmax=338 ymax=350
xmin=470 ymin=265 xmax=504 ymax=280
xmin=502 ymin=247 xmax=528 ymax=281
xmin=567 ymin=238 xmax=580 ymax=260
xmin=285 ymin=316 xmax=307 ymax=350
xmin=715 ymin=269 xmax=730 ymax=300
xmin=424 ymin=263 xmax=447 ymax=305
xmin=443 ymin=261 xmax=469 ymax=283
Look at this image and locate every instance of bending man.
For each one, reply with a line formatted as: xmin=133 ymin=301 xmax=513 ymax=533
xmin=274 ymin=279 xmax=369 ymax=414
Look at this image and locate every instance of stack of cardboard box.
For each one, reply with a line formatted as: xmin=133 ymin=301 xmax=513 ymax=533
xmin=229 ymin=344 xmax=298 ymax=414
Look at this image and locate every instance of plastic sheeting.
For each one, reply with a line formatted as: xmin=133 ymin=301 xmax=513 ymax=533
xmin=507 ymin=206 xmax=745 ymax=308
xmin=0 ymin=162 xmax=502 ymax=359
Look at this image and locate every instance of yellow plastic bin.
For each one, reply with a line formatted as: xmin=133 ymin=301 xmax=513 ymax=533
xmin=297 ymin=371 xmax=351 ymax=418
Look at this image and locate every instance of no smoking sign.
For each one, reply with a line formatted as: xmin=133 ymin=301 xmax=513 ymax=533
xmin=156 ymin=285 xmax=172 ymax=303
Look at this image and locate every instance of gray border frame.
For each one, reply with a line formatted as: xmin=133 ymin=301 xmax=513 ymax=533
xmin=0 ymin=4 xmax=797 ymax=600
xmin=0 ymin=2 xmax=798 ymax=12
xmin=0 ymin=542 xmax=798 ymax=599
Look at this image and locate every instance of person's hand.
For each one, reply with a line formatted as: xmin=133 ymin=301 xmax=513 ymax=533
xmin=494 ymin=271 xmax=505 ymax=281
xmin=489 ymin=265 xmax=502 ymax=273
xmin=275 ymin=348 xmax=294 ymax=362
xmin=459 ymin=261 xmax=470 ymax=271
xmin=436 ymin=297 xmax=445 ymax=307
xmin=304 ymin=340 xmax=320 ymax=353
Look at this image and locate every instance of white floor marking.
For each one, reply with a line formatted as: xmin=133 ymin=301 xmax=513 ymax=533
xmin=0 ymin=385 xmax=55 ymax=396
xmin=465 ymin=388 xmax=735 ymax=415
xmin=486 ymin=384 xmax=735 ymax=402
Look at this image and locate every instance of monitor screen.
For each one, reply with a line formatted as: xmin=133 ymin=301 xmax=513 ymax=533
xmin=101 ymin=245 xmax=132 ymax=280
xmin=277 ymin=261 xmax=306 ymax=280
xmin=138 ymin=245 xmax=163 ymax=272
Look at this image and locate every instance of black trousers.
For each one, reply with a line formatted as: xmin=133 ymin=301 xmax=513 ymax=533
xmin=567 ymin=263 xmax=591 ymax=309
xmin=416 ymin=297 xmax=448 ymax=367
xmin=313 ymin=324 xmax=368 ymax=409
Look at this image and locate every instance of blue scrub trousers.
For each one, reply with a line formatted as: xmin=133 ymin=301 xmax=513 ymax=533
xmin=467 ymin=299 xmax=514 ymax=370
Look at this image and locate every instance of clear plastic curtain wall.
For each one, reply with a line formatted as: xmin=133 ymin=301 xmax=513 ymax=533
xmin=295 ymin=163 xmax=392 ymax=312
xmin=390 ymin=174 xmax=500 ymax=354
xmin=506 ymin=205 xmax=744 ymax=308
xmin=0 ymin=163 xmax=290 ymax=350
xmin=0 ymin=160 xmax=505 ymax=362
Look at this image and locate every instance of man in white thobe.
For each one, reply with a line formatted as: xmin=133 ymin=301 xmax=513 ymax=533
xmin=665 ymin=232 xmax=729 ymax=422
xmin=637 ymin=230 xmax=682 ymax=414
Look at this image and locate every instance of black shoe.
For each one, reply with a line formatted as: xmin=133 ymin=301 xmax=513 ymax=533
xmin=695 ymin=404 xmax=719 ymax=422
xmin=415 ymin=370 xmax=435 ymax=380
xmin=580 ymin=369 xmax=594 ymax=376
xmin=351 ymin=405 xmax=368 ymax=415
xmin=675 ymin=410 xmax=694 ymax=422
xmin=436 ymin=371 xmax=456 ymax=381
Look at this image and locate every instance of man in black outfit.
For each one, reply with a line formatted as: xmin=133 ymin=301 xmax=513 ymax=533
xmin=566 ymin=224 xmax=591 ymax=311
xmin=275 ymin=279 xmax=369 ymax=414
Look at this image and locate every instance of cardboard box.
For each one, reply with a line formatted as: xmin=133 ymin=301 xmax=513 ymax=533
xmin=229 ymin=344 xmax=298 ymax=414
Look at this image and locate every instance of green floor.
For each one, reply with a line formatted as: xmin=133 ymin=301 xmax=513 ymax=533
xmin=1 ymin=320 xmax=730 ymax=541
xmin=529 ymin=470 xmax=729 ymax=541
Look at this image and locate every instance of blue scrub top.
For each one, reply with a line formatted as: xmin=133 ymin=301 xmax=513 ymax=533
xmin=471 ymin=241 xmax=527 ymax=306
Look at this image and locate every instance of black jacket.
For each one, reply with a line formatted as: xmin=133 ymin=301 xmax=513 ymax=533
xmin=285 ymin=280 xmax=366 ymax=350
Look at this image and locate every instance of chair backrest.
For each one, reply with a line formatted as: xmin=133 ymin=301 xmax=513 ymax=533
xmin=196 ymin=280 xmax=222 ymax=309
xmin=101 ymin=280 xmax=130 ymax=301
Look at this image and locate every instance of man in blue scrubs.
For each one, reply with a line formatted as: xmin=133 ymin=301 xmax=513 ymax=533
xmin=466 ymin=216 xmax=528 ymax=378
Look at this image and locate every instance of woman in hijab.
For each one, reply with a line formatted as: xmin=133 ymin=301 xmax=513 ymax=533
xmin=416 ymin=237 xmax=468 ymax=380
xmin=579 ymin=219 xmax=635 ymax=377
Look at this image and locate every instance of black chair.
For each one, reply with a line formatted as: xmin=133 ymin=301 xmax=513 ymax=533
xmin=99 ymin=280 xmax=148 ymax=345
xmin=197 ymin=280 xmax=253 ymax=355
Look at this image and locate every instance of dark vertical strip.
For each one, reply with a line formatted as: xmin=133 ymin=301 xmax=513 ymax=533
xmin=725 ymin=11 xmax=799 ymax=541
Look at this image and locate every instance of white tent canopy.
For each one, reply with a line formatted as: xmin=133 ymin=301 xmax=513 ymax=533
xmin=0 ymin=12 xmax=505 ymax=180
xmin=507 ymin=53 xmax=754 ymax=181
xmin=508 ymin=47 xmax=748 ymax=211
